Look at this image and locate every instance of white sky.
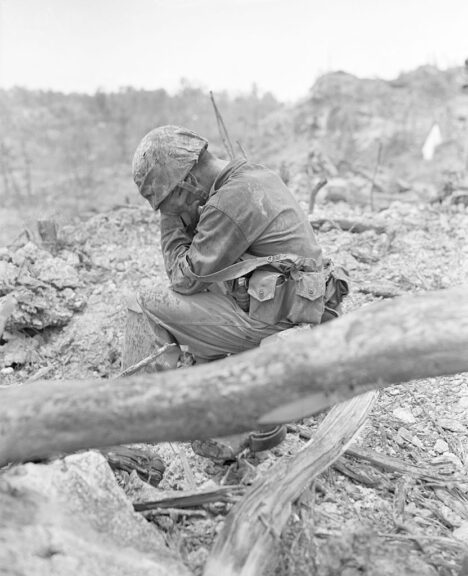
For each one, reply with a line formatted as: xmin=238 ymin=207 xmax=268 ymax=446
xmin=0 ymin=0 xmax=467 ymax=101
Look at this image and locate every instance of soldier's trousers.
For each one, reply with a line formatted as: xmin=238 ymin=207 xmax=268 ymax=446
xmin=127 ymin=286 xmax=292 ymax=363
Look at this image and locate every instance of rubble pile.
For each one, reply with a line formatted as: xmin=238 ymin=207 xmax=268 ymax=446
xmin=0 ymin=207 xmax=162 ymax=378
xmin=0 ymin=198 xmax=467 ymax=575
xmin=0 ymin=240 xmax=87 ymax=371
xmin=0 ymin=242 xmax=85 ymax=330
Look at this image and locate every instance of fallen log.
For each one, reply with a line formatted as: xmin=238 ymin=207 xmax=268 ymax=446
xmin=309 ymin=216 xmax=388 ymax=234
xmin=203 ymin=391 xmax=378 ymax=576
xmin=0 ymin=286 xmax=468 ymax=466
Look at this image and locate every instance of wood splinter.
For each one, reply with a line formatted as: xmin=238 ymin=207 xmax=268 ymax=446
xmin=204 ymin=391 xmax=378 ymax=576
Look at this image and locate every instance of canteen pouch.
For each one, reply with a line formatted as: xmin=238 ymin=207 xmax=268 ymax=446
xmin=321 ymin=264 xmax=350 ymax=323
xmin=247 ymin=268 xmax=325 ymax=325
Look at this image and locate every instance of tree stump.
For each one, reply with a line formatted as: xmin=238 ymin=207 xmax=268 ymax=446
xmin=36 ymin=218 xmax=58 ymax=251
xmin=121 ymin=307 xmax=160 ymax=371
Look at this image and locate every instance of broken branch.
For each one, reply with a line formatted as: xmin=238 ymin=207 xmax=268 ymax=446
xmin=204 ymin=391 xmax=378 ymax=576
xmin=116 ymin=343 xmax=177 ymax=377
xmin=134 ymin=485 xmax=245 ymax=512
xmin=370 ymin=141 xmax=383 ymax=210
xmin=309 ymin=216 xmax=388 ymax=234
xmin=346 ymin=446 xmax=463 ymax=483
xmin=308 ymin=178 xmax=328 ymax=214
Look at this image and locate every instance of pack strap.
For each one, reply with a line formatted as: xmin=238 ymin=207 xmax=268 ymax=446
xmin=187 ymin=253 xmax=319 ymax=283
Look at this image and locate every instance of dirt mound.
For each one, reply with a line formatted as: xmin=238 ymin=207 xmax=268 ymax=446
xmin=0 ymin=206 xmax=164 ymax=381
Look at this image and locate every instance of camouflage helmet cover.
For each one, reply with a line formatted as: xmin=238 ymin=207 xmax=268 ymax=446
xmin=132 ymin=125 xmax=208 ymax=209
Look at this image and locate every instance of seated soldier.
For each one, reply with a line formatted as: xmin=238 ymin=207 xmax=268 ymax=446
xmin=124 ymin=125 xmax=344 ymax=460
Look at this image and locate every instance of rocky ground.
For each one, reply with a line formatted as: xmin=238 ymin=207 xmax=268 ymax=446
xmin=1 ymin=190 xmax=468 ymax=575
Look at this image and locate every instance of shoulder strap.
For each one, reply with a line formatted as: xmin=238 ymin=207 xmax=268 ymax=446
xmin=187 ymin=253 xmax=317 ymax=283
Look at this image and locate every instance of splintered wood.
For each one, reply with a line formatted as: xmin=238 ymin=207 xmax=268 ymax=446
xmin=204 ymin=392 xmax=378 ymax=576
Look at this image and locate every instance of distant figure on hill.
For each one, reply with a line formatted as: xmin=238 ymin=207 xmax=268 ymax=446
xmin=123 ymin=125 xmax=348 ymax=460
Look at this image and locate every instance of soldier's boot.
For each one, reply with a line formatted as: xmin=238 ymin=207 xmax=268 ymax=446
xmin=191 ymin=425 xmax=287 ymax=462
xmin=191 ymin=330 xmax=295 ymax=463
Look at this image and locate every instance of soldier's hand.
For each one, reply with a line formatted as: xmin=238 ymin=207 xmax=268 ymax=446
xmin=180 ymin=210 xmax=200 ymax=235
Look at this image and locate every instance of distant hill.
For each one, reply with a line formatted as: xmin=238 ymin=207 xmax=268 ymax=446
xmin=0 ymin=84 xmax=281 ymax=215
xmin=1 ymin=66 xmax=467 ymax=227
xmin=259 ymin=65 xmax=468 ymax=186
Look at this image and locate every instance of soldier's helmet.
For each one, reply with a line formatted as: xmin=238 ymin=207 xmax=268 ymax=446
xmin=132 ymin=125 xmax=208 ymax=210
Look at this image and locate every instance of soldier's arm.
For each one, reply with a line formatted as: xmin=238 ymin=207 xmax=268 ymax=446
xmin=160 ymin=205 xmax=250 ymax=295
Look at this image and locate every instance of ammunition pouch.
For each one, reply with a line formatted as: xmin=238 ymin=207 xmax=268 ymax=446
xmin=247 ymin=268 xmax=325 ymax=325
xmin=185 ymin=252 xmax=348 ymax=326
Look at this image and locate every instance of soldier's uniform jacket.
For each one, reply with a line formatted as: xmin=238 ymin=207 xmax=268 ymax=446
xmin=161 ymin=159 xmax=322 ymax=293
xmin=159 ymin=159 xmax=329 ymax=328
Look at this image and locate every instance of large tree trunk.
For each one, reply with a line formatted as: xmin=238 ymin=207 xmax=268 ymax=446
xmin=0 ymin=286 xmax=467 ymax=467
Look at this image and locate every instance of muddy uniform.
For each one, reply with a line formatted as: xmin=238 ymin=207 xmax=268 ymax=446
xmin=138 ymin=159 xmax=323 ymax=361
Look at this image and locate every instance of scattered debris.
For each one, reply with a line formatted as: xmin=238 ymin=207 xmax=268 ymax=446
xmin=357 ymin=280 xmax=403 ymax=298
xmin=0 ymin=240 xmax=85 ymax=334
xmin=434 ymin=438 xmax=450 ymax=454
xmin=1 ymin=180 xmax=467 ymax=575
xmin=309 ymin=215 xmax=388 ymax=234
xmin=103 ymin=445 xmax=166 ymax=487
xmin=439 ymin=418 xmax=467 ymax=433
xmin=204 ymin=392 xmax=378 ymax=576
xmin=393 ymin=407 xmax=417 ymax=425
xmin=453 ymin=522 xmax=468 ymax=545
xmin=134 ymin=485 xmax=245 ymax=512
xmin=0 ymin=294 xmax=16 ymax=338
